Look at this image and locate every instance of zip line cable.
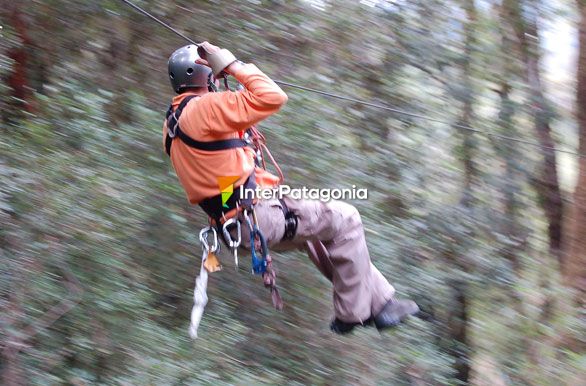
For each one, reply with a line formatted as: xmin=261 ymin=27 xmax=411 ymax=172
xmin=118 ymin=0 xmax=584 ymax=158
xmin=274 ymin=81 xmax=577 ymax=155
xmin=120 ymin=0 xmax=199 ymax=46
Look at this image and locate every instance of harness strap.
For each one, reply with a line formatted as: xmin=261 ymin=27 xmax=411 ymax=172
xmin=279 ymin=199 xmax=298 ymax=241
xmin=263 ymin=255 xmax=283 ymax=310
xmin=200 ymin=173 xmax=257 ymax=223
xmin=165 ymin=95 xmax=248 ymax=157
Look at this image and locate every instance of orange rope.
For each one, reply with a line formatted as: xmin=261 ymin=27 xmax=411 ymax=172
xmin=248 ymin=125 xmax=284 ymax=184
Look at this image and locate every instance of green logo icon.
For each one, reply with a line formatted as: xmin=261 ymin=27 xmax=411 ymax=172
xmin=217 ymin=176 xmax=240 ymax=208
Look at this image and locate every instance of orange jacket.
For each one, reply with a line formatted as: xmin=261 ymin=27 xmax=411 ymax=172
xmin=163 ymin=63 xmax=288 ymax=204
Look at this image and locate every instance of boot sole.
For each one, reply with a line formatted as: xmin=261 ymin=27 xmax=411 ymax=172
xmin=375 ymin=309 xmax=420 ymax=331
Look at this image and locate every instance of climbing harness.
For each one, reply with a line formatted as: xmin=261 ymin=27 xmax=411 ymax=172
xmin=164 ymin=84 xmax=284 ymax=186
xmin=163 ymin=58 xmax=290 ymax=338
xmin=165 ymin=95 xmax=248 ymax=157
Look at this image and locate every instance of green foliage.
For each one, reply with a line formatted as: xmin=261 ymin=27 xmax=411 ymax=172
xmin=1 ymin=0 xmax=584 ymax=385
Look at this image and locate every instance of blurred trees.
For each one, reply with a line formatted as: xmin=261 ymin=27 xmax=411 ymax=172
xmin=563 ymin=0 xmax=586 ymax=306
xmin=4 ymin=4 xmax=32 ymax=114
xmin=504 ymin=0 xmax=564 ymax=267
xmin=1 ymin=0 xmax=584 ymax=385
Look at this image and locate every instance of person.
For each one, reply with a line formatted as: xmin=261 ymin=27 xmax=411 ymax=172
xmin=163 ymin=42 xmax=419 ymax=334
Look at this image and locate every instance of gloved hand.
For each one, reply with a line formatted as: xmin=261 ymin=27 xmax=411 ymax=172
xmin=196 ymin=41 xmax=241 ymax=77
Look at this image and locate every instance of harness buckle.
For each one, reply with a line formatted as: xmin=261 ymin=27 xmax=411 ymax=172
xmin=283 ymin=211 xmax=298 ymax=241
xmin=168 ymin=112 xmax=180 ymax=138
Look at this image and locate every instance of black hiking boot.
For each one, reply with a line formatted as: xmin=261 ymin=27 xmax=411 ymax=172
xmin=330 ymin=298 xmax=419 ymax=335
xmin=330 ymin=317 xmax=373 ymax=335
xmin=373 ymin=298 xmax=419 ymax=331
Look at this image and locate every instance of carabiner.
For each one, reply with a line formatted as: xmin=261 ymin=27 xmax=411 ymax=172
xmin=199 ymin=226 xmax=219 ymax=253
xmin=243 ymin=209 xmax=254 ymax=232
xmin=250 ymin=225 xmax=269 ymax=275
xmin=222 ymin=218 xmax=242 ymax=269
xmin=222 ymin=218 xmax=241 ymax=249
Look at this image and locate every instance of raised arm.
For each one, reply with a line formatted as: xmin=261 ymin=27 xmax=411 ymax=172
xmin=191 ymin=42 xmax=288 ymax=134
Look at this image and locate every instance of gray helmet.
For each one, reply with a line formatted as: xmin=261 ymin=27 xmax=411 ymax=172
xmin=168 ymin=45 xmax=212 ymax=93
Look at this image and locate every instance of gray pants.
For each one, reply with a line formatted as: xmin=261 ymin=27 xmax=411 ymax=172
xmin=240 ymin=196 xmax=395 ymax=323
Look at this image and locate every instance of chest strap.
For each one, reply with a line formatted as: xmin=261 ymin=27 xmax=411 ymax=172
xmin=165 ymin=95 xmax=248 ymax=157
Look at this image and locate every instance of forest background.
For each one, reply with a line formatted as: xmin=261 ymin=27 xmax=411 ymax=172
xmin=1 ymin=0 xmax=586 ymax=385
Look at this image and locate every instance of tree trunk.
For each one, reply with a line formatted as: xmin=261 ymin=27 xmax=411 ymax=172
xmin=562 ymin=1 xmax=586 ymax=304
xmin=446 ymin=3 xmax=477 ymax=384
xmin=457 ymin=0 xmax=478 ymax=207
xmin=496 ymin=2 xmax=526 ymax=299
xmin=504 ymin=0 xmax=564 ymax=263
xmin=498 ymin=83 xmax=524 ymax=274
xmin=6 ymin=4 xmax=33 ymax=116
xmin=449 ymin=279 xmax=471 ymax=383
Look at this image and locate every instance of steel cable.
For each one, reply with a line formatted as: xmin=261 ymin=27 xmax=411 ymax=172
xmin=118 ymin=0 xmax=584 ymax=158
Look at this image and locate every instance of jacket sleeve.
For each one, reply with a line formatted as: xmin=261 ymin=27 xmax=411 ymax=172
xmin=195 ymin=63 xmax=288 ymax=134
